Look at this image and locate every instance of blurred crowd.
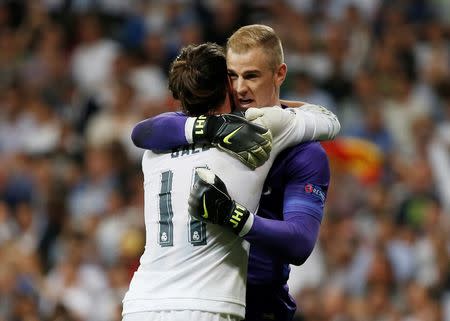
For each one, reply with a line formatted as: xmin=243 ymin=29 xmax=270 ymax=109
xmin=0 ymin=1 xmax=449 ymax=321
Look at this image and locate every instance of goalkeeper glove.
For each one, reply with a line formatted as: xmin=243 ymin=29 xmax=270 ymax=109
xmin=188 ymin=168 xmax=254 ymax=236
xmin=192 ymin=114 xmax=272 ymax=170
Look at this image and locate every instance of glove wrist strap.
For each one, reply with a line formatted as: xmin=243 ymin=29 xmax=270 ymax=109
xmin=192 ymin=115 xmax=209 ymax=143
xmin=224 ymin=202 xmax=252 ymax=236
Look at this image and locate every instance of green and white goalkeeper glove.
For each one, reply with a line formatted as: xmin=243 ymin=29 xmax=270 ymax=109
xmin=188 ymin=168 xmax=254 ymax=236
xmin=191 ymin=114 xmax=272 ymax=170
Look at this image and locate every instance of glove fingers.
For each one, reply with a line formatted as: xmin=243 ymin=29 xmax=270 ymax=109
xmin=217 ymin=144 xmax=257 ymax=170
xmin=251 ymin=123 xmax=271 ymax=135
xmin=248 ymin=146 xmax=269 ymax=165
xmin=255 ymin=132 xmax=273 ymax=154
xmin=217 ymin=143 xmax=271 ymax=170
xmin=196 ymin=168 xmax=216 ymax=184
xmin=188 ymin=194 xmax=201 ymax=219
xmin=261 ymin=130 xmax=273 ymax=144
xmin=188 ymin=178 xmax=211 ymax=220
xmin=189 ymin=169 xmax=217 ymax=216
xmin=251 ymin=131 xmax=273 ymax=152
xmin=245 ymin=153 xmax=258 ymax=170
xmin=244 ymin=108 xmax=264 ymax=121
xmin=250 ymin=132 xmax=272 ymax=165
xmin=261 ymin=140 xmax=272 ymax=156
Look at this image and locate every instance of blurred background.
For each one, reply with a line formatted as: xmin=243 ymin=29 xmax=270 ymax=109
xmin=0 ymin=0 xmax=449 ymax=320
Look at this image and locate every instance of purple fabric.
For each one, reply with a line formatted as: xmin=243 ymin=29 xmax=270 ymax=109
xmin=245 ymin=283 xmax=296 ymax=321
xmin=245 ymin=213 xmax=320 ymax=266
xmin=244 ymin=142 xmax=330 ymax=320
xmin=131 ymin=112 xmax=188 ymax=150
xmin=246 ymin=142 xmax=329 ymax=286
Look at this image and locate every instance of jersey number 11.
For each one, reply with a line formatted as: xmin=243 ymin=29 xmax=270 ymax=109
xmin=158 ymin=168 xmax=207 ymax=247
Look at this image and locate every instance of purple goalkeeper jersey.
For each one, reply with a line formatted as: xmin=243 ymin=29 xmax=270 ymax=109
xmin=247 ymin=142 xmax=328 ymax=284
xmin=244 ymin=141 xmax=329 ymax=321
xmin=131 ymin=113 xmax=330 ymax=321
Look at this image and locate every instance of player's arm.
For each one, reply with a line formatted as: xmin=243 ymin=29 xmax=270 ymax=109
xmin=131 ymin=112 xmax=189 ymax=150
xmin=292 ymin=103 xmax=340 ymax=140
xmin=132 ymin=112 xmax=256 ymax=150
xmin=244 ymin=145 xmax=329 ymax=265
xmin=131 ymin=104 xmax=339 ymax=168
xmin=190 ymin=144 xmax=329 ymax=265
xmin=245 ymin=104 xmax=340 ymax=153
xmin=132 ymin=112 xmax=272 ymax=169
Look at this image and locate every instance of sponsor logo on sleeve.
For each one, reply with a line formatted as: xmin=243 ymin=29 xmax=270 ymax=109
xmin=304 ymin=184 xmax=326 ymax=202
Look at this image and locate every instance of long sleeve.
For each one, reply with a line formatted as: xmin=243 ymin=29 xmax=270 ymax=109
xmin=131 ymin=112 xmax=189 ymax=150
xmin=291 ymin=103 xmax=341 ymax=140
xmin=131 ymin=104 xmax=340 ymax=153
xmin=244 ymin=212 xmax=321 ymax=266
xmin=244 ymin=142 xmax=330 ymax=266
xmin=245 ymin=104 xmax=340 ymax=157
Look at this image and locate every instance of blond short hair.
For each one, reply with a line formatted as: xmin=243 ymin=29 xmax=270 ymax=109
xmin=226 ymin=24 xmax=284 ymax=71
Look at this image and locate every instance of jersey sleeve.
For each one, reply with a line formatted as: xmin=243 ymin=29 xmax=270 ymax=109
xmin=244 ymin=144 xmax=330 ymax=265
xmin=288 ymin=103 xmax=340 ymax=141
xmin=131 ymin=112 xmax=190 ymax=150
xmin=245 ymin=104 xmax=340 ymax=158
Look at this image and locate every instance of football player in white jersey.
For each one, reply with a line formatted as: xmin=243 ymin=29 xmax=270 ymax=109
xmin=122 ymin=42 xmax=338 ymax=321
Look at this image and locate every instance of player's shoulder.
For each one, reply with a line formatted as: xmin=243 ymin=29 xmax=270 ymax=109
xmin=273 ymin=142 xmax=330 ymax=180
xmin=290 ymin=141 xmax=324 ymax=152
xmin=287 ymin=141 xmax=328 ymax=161
xmin=143 ymin=149 xmax=157 ymax=158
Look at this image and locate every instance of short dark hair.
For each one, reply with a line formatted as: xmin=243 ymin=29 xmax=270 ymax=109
xmin=168 ymin=43 xmax=228 ymax=116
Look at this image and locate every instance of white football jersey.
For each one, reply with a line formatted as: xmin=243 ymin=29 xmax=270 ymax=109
xmin=122 ymin=105 xmax=340 ymax=318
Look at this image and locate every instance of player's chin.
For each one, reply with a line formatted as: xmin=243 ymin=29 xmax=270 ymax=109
xmin=239 ymin=100 xmax=257 ymax=109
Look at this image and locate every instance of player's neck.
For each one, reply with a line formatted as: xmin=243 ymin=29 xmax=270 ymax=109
xmin=214 ymin=93 xmax=232 ymax=114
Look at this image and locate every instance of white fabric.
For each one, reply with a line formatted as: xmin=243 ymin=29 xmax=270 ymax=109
xmin=290 ymin=103 xmax=341 ymax=140
xmin=122 ymin=106 xmax=321 ymax=318
xmin=238 ymin=211 xmax=254 ymax=237
xmin=123 ymin=310 xmax=240 ymax=321
xmin=185 ymin=117 xmax=196 ymax=144
xmin=245 ymin=104 xmax=340 ymax=144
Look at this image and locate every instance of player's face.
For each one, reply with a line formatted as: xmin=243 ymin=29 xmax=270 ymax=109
xmin=227 ymin=47 xmax=286 ymax=109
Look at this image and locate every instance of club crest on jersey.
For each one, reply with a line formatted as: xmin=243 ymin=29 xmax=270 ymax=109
xmin=192 ymin=231 xmax=200 ymax=241
xmin=304 ymin=184 xmax=325 ymax=202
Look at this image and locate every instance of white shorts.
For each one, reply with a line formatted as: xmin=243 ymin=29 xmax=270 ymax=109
xmin=122 ymin=311 xmax=242 ymax=321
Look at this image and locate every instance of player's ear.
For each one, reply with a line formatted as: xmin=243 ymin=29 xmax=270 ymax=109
xmin=275 ymin=63 xmax=287 ymax=87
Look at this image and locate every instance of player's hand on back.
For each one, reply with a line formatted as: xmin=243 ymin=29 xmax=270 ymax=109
xmin=192 ymin=114 xmax=272 ymax=170
xmin=188 ymin=168 xmax=253 ymax=237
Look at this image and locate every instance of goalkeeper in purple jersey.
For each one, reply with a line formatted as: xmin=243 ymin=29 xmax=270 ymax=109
xmin=132 ymin=25 xmax=339 ymax=321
